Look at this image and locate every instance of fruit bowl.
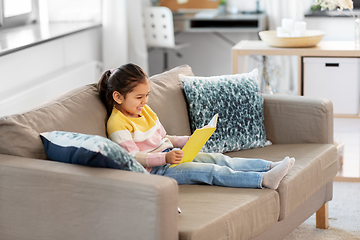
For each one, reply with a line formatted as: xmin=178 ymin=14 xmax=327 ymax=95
xmin=258 ymin=30 xmax=326 ymax=48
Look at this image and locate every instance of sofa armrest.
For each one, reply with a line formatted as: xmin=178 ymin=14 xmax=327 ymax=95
xmin=0 ymin=154 xmax=178 ymax=240
xmin=262 ymin=94 xmax=333 ymax=144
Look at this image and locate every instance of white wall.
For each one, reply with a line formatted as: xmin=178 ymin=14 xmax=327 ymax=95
xmin=102 ymin=0 xmax=128 ymax=70
xmin=148 ymin=32 xmax=260 ymax=77
xmin=47 ymin=0 xmax=102 ymax=22
xmin=305 ymin=16 xmax=355 ymax=41
xmin=0 ymin=0 xmax=131 ymax=117
xmin=0 ymin=28 xmax=102 ymax=117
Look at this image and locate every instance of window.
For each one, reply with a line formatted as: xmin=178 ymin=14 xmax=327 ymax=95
xmin=0 ymin=0 xmax=38 ymax=29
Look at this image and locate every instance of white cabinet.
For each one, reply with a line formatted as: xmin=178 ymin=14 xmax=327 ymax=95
xmin=303 ymin=57 xmax=360 ymax=115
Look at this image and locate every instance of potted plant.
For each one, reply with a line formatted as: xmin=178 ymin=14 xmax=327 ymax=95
xmin=218 ymin=0 xmax=226 ymax=14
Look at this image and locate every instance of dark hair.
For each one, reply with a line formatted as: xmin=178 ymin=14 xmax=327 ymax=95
xmin=97 ymin=63 xmax=148 ymax=116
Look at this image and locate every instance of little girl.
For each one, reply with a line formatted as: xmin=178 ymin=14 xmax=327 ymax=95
xmin=98 ymin=63 xmax=295 ymax=189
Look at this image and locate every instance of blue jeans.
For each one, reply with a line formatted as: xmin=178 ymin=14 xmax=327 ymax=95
xmin=150 ymin=152 xmax=271 ymax=188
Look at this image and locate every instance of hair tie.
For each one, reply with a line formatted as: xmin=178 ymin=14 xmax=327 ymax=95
xmin=110 ymin=68 xmax=116 ymax=74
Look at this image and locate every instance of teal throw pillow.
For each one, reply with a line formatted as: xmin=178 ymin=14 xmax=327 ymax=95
xmin=40 ymin=131 xmax=148 ymax=173
xmin=180 ymin=69 xmax=271 ymax=153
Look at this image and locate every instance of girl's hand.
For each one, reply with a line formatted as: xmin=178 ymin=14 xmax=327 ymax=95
xmin=166 ymin=150 xmax=183 ymax=164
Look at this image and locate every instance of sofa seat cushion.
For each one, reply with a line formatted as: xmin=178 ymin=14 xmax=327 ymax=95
xmin=0 ymin=84 xmax=107 ymax=160
xmin=178 ymin=185 xmax=280 ymax=240
xmin=225 ymin=143 xmax=338 ymax=220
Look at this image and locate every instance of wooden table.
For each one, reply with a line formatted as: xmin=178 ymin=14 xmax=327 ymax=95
xmin=232 ymin=40 xmax=360 ymax=96
xmin=233 ymin=40 xmax=360 ymax=181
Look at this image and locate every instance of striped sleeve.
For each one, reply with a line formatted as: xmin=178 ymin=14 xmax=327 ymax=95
xmin=166 ymin=135 xmax=190 ymax=148
xmin=109 ymin=130 xmax=167 ymax=167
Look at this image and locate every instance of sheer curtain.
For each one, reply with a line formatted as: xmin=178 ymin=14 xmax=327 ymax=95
xmin=102 ymin=0 xmax=128 ymax=70
xmin=127 ymin=0 xmax=151 ymax=74
xmin=263 ymin=0 xmax=313 ymax=94
xmin=102 ymin=0 xmax=150 ymax=74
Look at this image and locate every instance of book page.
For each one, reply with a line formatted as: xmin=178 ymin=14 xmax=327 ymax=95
xmin=208 ymin=113 xmax=218 ymax=128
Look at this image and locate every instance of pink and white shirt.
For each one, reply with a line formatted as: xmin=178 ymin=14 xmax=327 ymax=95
xmin=107 ymin=105 xmax=189 ymax=171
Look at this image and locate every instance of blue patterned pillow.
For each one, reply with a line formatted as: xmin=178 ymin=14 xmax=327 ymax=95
xmin=40 ymin=131 xmax=148 ymax=173
xmin=180 ymin=69 xmax=271 ymax=153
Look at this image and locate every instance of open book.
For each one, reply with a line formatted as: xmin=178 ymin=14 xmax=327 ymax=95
xmin=170 ymin=113 xmax=218 ymax=168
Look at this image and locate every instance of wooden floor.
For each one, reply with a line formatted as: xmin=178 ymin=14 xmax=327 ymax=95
xmin=333 ymin=118 xmax=360 ymax=182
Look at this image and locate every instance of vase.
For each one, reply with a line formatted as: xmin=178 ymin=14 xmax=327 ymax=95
xmin=218 ymin=5 xmax=226 ymax=14
xmin=355 ymin=17 xmax=360 ymax=49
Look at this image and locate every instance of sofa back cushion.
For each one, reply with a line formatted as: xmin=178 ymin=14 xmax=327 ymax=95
xmin=0 ymin=84 xmax=107 ymax=159
xmin=148 ymin=65 xmax=193 ymax=136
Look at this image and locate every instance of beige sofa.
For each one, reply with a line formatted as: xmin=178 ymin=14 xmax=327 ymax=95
xmin=0 ymin=65 xmax=338 ymax=240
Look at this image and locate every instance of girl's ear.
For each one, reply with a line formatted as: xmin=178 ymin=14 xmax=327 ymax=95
xmin=113 ymin=91 xmax=123 ymax=105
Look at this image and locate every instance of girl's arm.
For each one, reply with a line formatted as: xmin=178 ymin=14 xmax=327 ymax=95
xmin=166 ymin=135 xmax=190 ymax=149
xmin=109 ymin=130 xmax=168 ymax=168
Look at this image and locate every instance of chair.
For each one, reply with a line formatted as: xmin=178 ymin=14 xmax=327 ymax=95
xmin=143 ymin=6 xmax=188 ymax=71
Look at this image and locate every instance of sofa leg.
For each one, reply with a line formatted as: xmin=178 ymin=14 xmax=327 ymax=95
xmin=316 ymin=202 xmax=329 ymax=229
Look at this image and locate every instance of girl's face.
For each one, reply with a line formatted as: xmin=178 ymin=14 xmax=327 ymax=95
xmin=115 ymin=80 xmax=150 ymax=118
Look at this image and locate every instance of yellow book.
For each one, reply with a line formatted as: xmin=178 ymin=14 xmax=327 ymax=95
xmin=170 ymin=113 xmax=218 ymax=168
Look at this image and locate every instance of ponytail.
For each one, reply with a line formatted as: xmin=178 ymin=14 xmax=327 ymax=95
xmin=97 ymin=70 xmax=113 ymax=116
